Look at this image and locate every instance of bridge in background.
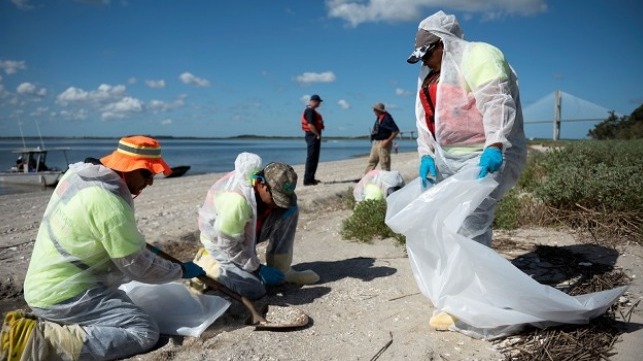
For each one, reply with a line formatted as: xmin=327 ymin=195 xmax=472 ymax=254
xmin=393 ymin=90 xmax=613 ymax=141
xmin=522 ymin=90 xmax=613 ymax=140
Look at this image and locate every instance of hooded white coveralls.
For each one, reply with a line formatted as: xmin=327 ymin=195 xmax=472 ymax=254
xmin=413 ymin=11 xmax=527 ymax=246
xmin=21 ymin=162 xmax=184 ymax=360
xmin=196 ymin=153 xmax=308 ymax=300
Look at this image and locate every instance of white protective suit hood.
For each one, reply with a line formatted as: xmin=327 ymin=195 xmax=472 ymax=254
xmin=198 ymin=152 xmax=263 ymax=271
xmin=407 ymin=11 xmax=464 ymax=63
xmin=410 ymin=10 xmax=527 ymax=167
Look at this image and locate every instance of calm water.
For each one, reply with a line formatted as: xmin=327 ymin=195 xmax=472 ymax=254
xmin=0 ymin=137 xmax=417 ymax=196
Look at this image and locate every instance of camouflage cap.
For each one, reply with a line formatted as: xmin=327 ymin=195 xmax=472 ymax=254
xmin=263 ymin=162 xmax=298 ymax=208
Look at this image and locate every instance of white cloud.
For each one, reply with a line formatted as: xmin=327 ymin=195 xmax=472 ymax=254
xmin=128 ymin=77 xmax=137 ymax=85
xmin=75 ymin=0 xmax=111 ymax=5
xmin=145 ymin=79 xmax=165 ymax=89
xmin=17 ymin=82 xmax=35 ymax=94
xmin=17 ymin=82 xmax=47 ymax=97
xmin=326 ymin=0 xmax=547 ymax=27
xmin=295 ymin=71 xmax=336 ymax=85
xmin=161 ymin=118 xmax=173 ymax=125
xmin=148 ymin=95 xmax=185 ymax=112
xmin=56 ymin=84 xmax=126 ymax=105
xmin=101 ymin=96 xmax=144 ymax=119
xmin=11 ymin=0 xmax=34 ymax=10
xmin=395 ymin=87 xmax=412 ymax=96
xmin=30 ymin=106 xmax=49 ymax=116
xmin=0 ymin=60 xmax=27 ymax=75
xmin=60 ymin=108 xmax=89 ymax=121
xmin=148 ymin=100 xmax=167 ymax=111
xmin=338 ymin=99 xmax=350 ymax=109
xmin=179 ymin=72 xmax=210 ymax=87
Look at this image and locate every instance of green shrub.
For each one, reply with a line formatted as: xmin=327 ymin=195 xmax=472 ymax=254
xmin=533 ymin=140 xmax=643 ymax=213
xmin=497 ymin=139 xmax=643 ymax=242
xmin=341 ymin=199 xmax=406 ymax=245
xmin=493 ymin=188 xmax=522 ymax=230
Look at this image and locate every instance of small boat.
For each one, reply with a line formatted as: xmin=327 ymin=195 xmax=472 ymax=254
xmin=0 ymin=147 xmax=70 ymax=187
xmin=165 ymin=165 xmax=191 ymax=178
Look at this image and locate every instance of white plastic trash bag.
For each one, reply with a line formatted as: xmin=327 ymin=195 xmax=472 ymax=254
xmin=354 ymin=170 xmax=405 ymax=202
xmin=120 ymin=281 xmax=230 ymax=337
xmin=385 ymin=166 xmax=627 ymax=339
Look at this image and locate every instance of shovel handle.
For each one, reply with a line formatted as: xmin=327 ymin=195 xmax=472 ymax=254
xmin=145 ymin=243 xmax=268 ymax=325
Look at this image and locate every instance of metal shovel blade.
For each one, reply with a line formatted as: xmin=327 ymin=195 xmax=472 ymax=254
xmin=254 ymin=305 xmax=310 ymax=330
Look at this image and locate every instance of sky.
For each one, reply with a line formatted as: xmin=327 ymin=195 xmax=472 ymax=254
xmin=1 ymin=0 xmax=642 ymax=140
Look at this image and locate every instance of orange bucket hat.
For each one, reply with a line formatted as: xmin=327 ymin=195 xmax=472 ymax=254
xmin=100 ymin=135 xmax=172 ymax=176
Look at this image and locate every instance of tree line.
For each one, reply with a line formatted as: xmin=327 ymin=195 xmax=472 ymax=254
xmin=589 ymin=103 xmax=643 ymax=139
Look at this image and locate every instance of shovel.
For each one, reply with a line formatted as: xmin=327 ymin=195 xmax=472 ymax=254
xmin=146 ymin=244 xmax=310 ymax=330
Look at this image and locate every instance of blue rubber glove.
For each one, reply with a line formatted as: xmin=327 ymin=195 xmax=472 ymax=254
xmin=478 ymin=147 xmax=503 ymax=179
xmin=258 ymin=265 xmax=285 ymax=286
xmin=419 ymin=155 xmax=437 ymax=188
xmin=181 ymin=261 xmax=206 ymax=279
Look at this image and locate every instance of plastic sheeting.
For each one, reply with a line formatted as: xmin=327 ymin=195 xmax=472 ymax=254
xmin=385 ymin=167 xmax=627 ymax=339
xmin=120 ymin=281 xmax=230 ymax=337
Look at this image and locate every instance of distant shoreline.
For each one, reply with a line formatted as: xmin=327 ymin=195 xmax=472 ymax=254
xmin=0 ymin=135 xmax=377 ymax=141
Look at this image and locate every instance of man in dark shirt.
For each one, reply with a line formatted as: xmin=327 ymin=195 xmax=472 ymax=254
xmin=300 ymin=94 xmax=325 ymax=185
xmin=365 ymin=103 xmax=400 ymax=174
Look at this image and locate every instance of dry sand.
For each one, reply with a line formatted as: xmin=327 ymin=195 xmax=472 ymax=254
xmin=1 ymin=151 xmax=642 ymax=360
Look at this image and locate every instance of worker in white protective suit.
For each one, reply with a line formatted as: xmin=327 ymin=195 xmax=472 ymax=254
xmin=407 ymin=10 xmax=527 ymax=246
xmin=192 ymin=152 xmax=319 ymax=301
xmin=406 ymin=10 xmax=527 ymax=330
xmin=0 ymin=136 xmax=206 ymax=361
xmin=353 ymin=169 xmax=405 ymax=203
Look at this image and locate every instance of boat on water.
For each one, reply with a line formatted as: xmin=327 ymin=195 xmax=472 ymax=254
xmin=0 ymin=147 xmax=70 ymax=187
xmin=165 ymin=165 xmax=191 ymax=178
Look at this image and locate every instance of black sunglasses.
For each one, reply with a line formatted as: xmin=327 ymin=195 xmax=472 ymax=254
xmin=254 ymin=172 xmax=272 ymax=196
xmin=421 ymin=42 xmax=440 ymax=59
xmin=139 ymin=169 xmax=154 ymax=180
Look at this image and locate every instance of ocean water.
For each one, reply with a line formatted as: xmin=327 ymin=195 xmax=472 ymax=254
xmin=0 ymin=137 xmax=417 ymax=196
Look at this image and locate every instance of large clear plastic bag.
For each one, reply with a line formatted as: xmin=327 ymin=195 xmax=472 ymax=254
xmin=385 ymin=166 xmax=627 ymax=339
xmin=120 ymin=281 xmax=230 ymax=337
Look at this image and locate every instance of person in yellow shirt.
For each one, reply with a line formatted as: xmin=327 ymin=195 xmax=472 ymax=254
xmin=1 ymin=136 xmax=205 ymax=361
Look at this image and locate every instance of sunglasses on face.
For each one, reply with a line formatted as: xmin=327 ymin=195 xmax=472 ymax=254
xmin=254 ymin=173 xmax=273 ymax=196
xmin=139 ymin=169 xmax=154 ymax=181
xmin=421 ymin=42 xmax=440 ymax=59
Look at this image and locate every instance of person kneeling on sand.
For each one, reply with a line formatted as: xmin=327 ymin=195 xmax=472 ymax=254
xmin=0 ymin=136 xmax=205 ymax=361
xmin=191 ymin=152 xmax=319 ymax=300
xmin=353 ymin=169 xmax=405 ymax=203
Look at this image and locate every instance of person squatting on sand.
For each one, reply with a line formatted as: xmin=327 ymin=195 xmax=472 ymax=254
xmin=191 ymin=152 xmax=319 ymax=300
xmin=0 ymin=136 xmax=206 ymax=360
xmin=407 ymin=11 xmax=527 ymax=329
xmin=353 ymin=169 xmax=405 ymax=203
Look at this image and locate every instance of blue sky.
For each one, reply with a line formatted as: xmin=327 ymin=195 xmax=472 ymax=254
xmin=1 ymin=0 xmax=641 ymax=139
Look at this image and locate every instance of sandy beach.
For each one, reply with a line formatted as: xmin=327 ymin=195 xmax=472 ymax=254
xmin=1 ymin=151 xmax=642 ymax=361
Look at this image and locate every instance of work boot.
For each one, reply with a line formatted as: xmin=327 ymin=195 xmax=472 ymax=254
xmin=429 ymin=311 xmax=457 ymax=331
xmin=267 ymin=253 xmax=319 ymax=285
xmin=189 ymin=248 xmax=221 ymax=293
xmin=1 ymin=310 xmax=36 ymax=361
xmin=40 ymin=321 xmax=85 ymax=360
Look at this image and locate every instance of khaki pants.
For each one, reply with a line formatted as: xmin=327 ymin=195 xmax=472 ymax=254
xmin=364 ymin=140 xmax=392 ymax=174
